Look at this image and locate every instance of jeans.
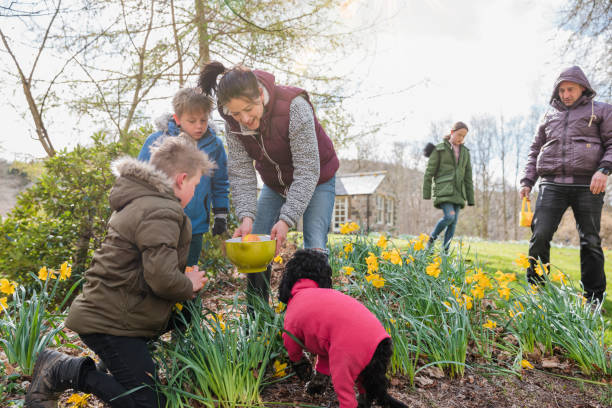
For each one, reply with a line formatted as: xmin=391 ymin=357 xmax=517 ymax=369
xmin=186 ymin=233 xmax=203 ymax=266
xmin=247 ymin=176 xmax=336 ymax=306
xmin=528 ymin=183 xmax=606 ymax=301
xmin=429 ymin=203 xmax=461 ymax=250
xmin=79 ymin=334 xmax=165 ymax=408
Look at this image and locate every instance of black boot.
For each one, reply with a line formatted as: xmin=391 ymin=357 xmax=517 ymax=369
xmin=26 ymin=349 xmax=95 ymax=408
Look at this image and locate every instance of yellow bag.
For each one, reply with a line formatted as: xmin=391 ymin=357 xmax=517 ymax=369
xmin=519 ymin=197 xmax=533 ymax=227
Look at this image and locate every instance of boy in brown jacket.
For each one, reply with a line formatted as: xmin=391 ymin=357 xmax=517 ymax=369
xmin=26 ymin=135 xmax=215 ymax=408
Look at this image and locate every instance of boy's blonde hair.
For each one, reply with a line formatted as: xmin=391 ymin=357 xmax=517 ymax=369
xmin=150 ymin=134 xmax=215 ymax=179
xmin=172 ymin=87 xmax=214 ymax=117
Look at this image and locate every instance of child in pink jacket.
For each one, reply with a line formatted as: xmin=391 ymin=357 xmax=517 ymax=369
xmin=278 ymin=249 xmax=407 ymax=408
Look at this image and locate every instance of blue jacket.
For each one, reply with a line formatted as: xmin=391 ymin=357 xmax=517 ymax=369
xmin=138 ymin=114 xmax=230 ymax=234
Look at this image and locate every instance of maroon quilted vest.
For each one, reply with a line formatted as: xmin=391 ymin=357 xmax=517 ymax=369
xmin=220 ymin=70 xmax=339 ymax=195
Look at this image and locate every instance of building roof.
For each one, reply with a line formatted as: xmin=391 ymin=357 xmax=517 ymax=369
xmin=336 ymin=171 xmax=387 ymax=196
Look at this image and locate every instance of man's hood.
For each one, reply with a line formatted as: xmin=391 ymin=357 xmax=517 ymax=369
xmin=109 ymin=157 xmax=176 ymax=211
xmin=550 ymin=66 xmax=596 ymax=105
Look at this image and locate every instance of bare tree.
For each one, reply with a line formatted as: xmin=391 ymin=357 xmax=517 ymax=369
xmin=469 ymin=114 xmax=497 ymax=238
xmin=558 ymin=0 xmax=612 ymax=99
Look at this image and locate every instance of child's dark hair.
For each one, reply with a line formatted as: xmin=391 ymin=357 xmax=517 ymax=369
xmin=198 ymin=61 xmax=260 ymax=107
xmin=278 ymin=249 xmax=332 ymax=304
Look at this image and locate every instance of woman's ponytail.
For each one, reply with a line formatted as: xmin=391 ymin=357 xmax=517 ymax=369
xmin=199 ymin=61 xmax=260 ymax=108
xmin=199 ymin=61 xmax=227 ymax=97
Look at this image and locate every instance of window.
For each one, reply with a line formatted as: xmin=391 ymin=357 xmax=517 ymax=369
xmin=333 ymin=196 xmax=349 ymax=232
xmin=376 ymin=195 xmax=384 ymax=224
xmin=385 ymin=197 xmax=394 ymax=226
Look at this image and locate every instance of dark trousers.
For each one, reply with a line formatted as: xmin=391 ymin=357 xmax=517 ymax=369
xmin=79 ymin=334 xmax=166 ymax=408
xmin=186 ymin=233 xmax=204 ymax=267
xmin=246 ymin=265 xmax=271 ymax=311
xmin=528 ymin=183 xmax=606 ymax=301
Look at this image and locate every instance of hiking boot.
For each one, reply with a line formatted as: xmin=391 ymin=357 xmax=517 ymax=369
xmin=305 ymin=370 xmax=330 ymax=395
xmin=26 ymin=349 xmax=94 ymax=408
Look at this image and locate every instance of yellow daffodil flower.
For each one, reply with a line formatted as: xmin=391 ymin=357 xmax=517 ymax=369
xmin=514 ymin=253 xmax=530 ymax=269
xmin=376 ymin=235 xmax=388 ymax=249
xmin=59 ymin=262 xmax=72 ymax=281
xmin=0 ymin=297 xmax=8 ymax=312
xmin=273 ymin=255 xmax=283 ymax=264
xmin=38 ymin=266 xmax=56 ymax=281
xmin=413 ymin=240 xmax=425 ymax=251
xmin=498 ymin=286 xmax=511 ymax=301
xmin=275 ymin=302 xmax=286 ymax=313
xmin=462 ymin=294 xmax=473 ymax=310
xmin=344 ymin=242 xmax=353 ymax=253
xmin=521 ymin=359 xmax=534 ymax=369
xmin=66 ymin=393 xmax=91 ymax=408
xmin=551 ymin=271 xmax=567 ymax=284
xmin=174 ymin=303 xmax=183 ymax=311
xmin=273 ymin=360 xmax=288 ymax=377
xmin=471 ymin=285 xmax=485 ymax=299
xmin=342 ymin=266 xmax=355 ymax=275
xmin=425 ymin=263 xmax=441 ymax=278
xmin=483 ymin=319 xmax=497 ymax=329
xmin=388 ymin=249 xmax=402 ymax=265
xmin=0 ymin=278 xmax=16 ymax=295
xmin=365 ymin=252 xmax=379 ymax=273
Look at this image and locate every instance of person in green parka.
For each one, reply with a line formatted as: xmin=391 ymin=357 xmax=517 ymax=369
xmin=423 ymin=121 xmax=475 ymax=251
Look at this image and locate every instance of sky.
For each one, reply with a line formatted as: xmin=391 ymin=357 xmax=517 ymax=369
xmin=0 ymin=0 xmax=583 ymax=161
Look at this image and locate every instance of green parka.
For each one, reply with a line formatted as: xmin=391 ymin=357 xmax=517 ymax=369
xmin=66 ymin=157 xmax=194 ymax=338
xmin=423 ymin=140 xmax=475 ymax=209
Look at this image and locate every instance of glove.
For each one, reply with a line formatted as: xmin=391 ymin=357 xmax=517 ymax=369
xmin=292 ymin=357 xmax=312 ymax=382
xmin=212 ymin=217 xmax=227 ymax=236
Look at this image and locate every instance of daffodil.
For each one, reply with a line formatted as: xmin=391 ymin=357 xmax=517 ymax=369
xmin=413 ymin=239 xmax=425 ymax=251
xmin=471 ymin=285 xmax=485 ymax=299
xmin=388 ymin=249 xmax=402 ymax=265
xmin=521 ymin=359 xmax=534 ymax=369
xmin=275 ymin=302 xmax=286 ymax=313
xmin=174 ymin=303 xmax=183 ymax=311
xmin=514 ymin=253 xmax=530 ymax=269
xmin=551 ymin=271 xmax=567 ymax=284
xmin=376 ymin=235 xmax=388 ymax=249
xmin=210 ymin=314 xmax=226 ymax=333
xmin=59 ymin=262 xmax=72 ymax=281
xmin=498 ymin=286 xmax=511 ymax=301
xmin=534 ymin=263 xmax=548 ymax=276
xmin=273 ymin=360 xmax=288 ymax=377
xmin=343 ymin=242 xmax=353 ymax=253
xmin=0 ymin=278 xmax=16 ymax=295
xmin=482 ymin=319 xmax=497 ymax=329
xmin=443 ymin=301 xmax=451 ymax=308
xmin=0 ymin=297 xmax=8 ymax=312
xmin=365 ymin=252 xmax=379 ymax=273
xmin=342 ymin=266 xmax=355 ymax=275
xmin=38 ymin=266 xmax=56 ymax=281
xmin=371 ymin=275 xmax=385 ymax=288
xmin=66 ymin=393 xmax=91 ymax=408
xmin=425 ymin=263 xmax=441 ymax=278
xmin=462 ymin=294 xmax=473 ymax=310
xmin=273 ymin=255 xmax=283 ymax=264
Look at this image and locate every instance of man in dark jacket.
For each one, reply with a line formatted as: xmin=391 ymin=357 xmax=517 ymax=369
xmin=520 ymin=66 xmax=612 ymax=304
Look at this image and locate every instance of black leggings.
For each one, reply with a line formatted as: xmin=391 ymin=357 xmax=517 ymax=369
xmin=79 ymin=334 xmax=166 ymax=408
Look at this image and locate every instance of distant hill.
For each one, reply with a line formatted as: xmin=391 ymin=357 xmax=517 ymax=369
xmin=0 ymin=159 xmax=31 ymax=218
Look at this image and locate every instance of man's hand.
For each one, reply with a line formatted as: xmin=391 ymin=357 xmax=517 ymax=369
xmin=270 ymin=220 xmax=289 ymax=255
xmin=212 ymin=217 xmax=227 ymax=236
xmin=185 ymin=266 xmax=208 ymax=297
xmin=590 ymin=171 xmax=608 ymax=195
xmin=520 ymin=186 xmax=531 ymax=199
xmin=232 ymin=217 xmax=253 ymax=239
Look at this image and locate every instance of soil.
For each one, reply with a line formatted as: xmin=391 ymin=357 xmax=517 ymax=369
xmin=2 ymin=243 xmax=611 ymax=407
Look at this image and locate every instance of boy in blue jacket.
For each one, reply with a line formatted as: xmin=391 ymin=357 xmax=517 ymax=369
xmin=139 ymin=88 xmax=230 ymax=266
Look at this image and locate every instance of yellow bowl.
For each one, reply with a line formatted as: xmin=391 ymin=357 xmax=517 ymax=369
xmin=225 ymin=235 xmax=276 ymax=273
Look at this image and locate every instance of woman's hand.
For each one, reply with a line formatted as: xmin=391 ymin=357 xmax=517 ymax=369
xmin=233 ymin=217 xmax=254 ymax=239
xmin=270 ymin=220 xmax=289 ymax=255
xmin=185 ymin=266 xmax=208 ymax=297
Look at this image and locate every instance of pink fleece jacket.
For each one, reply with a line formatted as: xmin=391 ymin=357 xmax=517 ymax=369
xmin=282 ymin=279 xmax=390 ymax=408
